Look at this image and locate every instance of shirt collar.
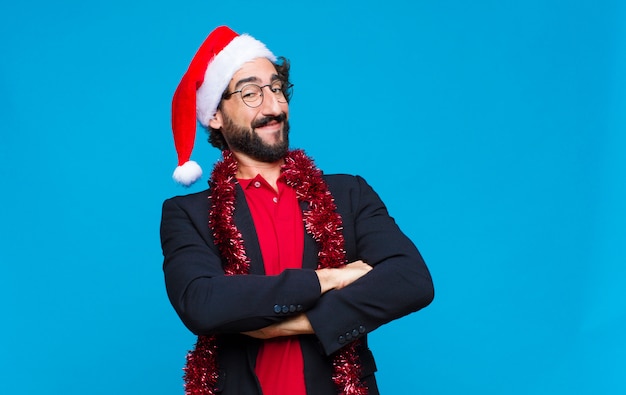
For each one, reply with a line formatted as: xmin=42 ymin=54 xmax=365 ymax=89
xmin=238 ymin=173 xmax=284 ymax=191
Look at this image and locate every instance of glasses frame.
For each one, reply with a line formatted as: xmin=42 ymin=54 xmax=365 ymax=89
xmin=223 ymin=81 xmax=294 ymax=108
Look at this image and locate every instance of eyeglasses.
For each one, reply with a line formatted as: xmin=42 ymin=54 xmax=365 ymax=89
xmin=223 ymin=80 xmax=294 ymax=108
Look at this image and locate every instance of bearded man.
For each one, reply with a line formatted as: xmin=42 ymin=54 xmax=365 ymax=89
xmin=160 ymin=26 xmax=434 ymax=395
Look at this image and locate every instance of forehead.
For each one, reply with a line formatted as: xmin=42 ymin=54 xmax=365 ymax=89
xmin=229 ymin=57 xmax=278 ymax=88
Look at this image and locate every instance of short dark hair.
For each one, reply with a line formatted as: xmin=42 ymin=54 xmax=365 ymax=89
xmin=207 ymin=56 xmax=292 ymax=150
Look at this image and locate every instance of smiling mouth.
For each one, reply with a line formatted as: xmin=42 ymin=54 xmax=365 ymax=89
xmin=252 ymin=113 xmax=287 ymax=129
xmin=253 ymin=123 xmax=283 ymax=136
xmin=259 ymin=120 xmax=280 ymax=128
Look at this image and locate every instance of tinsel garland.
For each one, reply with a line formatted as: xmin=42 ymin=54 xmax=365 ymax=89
xmin=183 ymin=149 xmax=367 ymax=395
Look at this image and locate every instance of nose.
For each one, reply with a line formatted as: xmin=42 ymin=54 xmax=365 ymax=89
xmin=260 ymin=86 xmax=285 ymax=116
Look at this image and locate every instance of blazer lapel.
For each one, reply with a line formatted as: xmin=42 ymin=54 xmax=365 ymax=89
xmin=300 ymin=201 xmax=320 ymax=270
xmin=233 ymin=184 xmax=266 ymax=275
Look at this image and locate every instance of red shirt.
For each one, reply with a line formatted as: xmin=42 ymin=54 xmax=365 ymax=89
xmin=238 ymin=174 xmax=307 ymax=395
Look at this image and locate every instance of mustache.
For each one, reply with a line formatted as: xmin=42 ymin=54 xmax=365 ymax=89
xmin=251 ymin=112 xmax=287 ymax=129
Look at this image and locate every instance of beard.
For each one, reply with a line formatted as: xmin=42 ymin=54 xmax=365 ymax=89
xmin=221 ymin=112 xmax=290 ymax=163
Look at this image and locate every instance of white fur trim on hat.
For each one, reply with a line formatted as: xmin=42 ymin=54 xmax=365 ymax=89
xmin=172 ymin=160 xmax=203 ymax=187
xmin=196 ymin=34 xmax=276 ymax=126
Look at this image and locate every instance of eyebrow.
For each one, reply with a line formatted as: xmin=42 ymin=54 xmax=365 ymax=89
xmin=233 ymin=74 xmax=280 ymax=90
xmin=233 ymin=76 xmax=261 ymax=91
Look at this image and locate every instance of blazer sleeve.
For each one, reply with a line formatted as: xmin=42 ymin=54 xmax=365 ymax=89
xmin=160 ymin=192 xmax=321 ymax=335
xmin=306 ymin=175 xmax=434 ymax=355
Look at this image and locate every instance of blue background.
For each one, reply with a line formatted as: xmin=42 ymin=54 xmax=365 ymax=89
xmin=1 ymin=0 xmax=624 ymax=394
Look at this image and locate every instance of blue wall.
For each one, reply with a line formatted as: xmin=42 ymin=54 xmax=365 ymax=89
xmin=1 ymin=1 xmax=624 ymax=394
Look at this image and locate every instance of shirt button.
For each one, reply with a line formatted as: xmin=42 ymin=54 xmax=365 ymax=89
xmin=272 ymin=196 xmax=278 ymax=203
xmin=253 ymin=181 xmax=261 ymax=188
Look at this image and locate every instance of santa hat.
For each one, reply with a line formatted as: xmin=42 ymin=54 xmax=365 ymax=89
xmin=171 ymin=26 xmax=276 ymax=186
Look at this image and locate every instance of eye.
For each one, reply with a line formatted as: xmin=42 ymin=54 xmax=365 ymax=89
xmin=270 ymin=81 xmax=284 ymax=93
xmin=241 ymin=86 xmax=260 ymax=99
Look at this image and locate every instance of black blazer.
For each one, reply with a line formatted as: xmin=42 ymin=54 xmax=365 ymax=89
xmin=161 ymin=174 xmax=434 ymax=394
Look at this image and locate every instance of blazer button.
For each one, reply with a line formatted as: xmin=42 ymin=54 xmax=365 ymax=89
xmin=289 ymin=304 xmax=297 ymax=313
xmin=338 ymin=335 xmax=345 ymax=344
xmin=345 ymin=332 xmax=353 ymax=341
xmin=359 ymin=325 xmax=366 ymax=333
xmin=352 ymin=329 xmax=360 ymax=337
xmin=296 ymin=304 xmax=303 ymax=312
xmin=273 ymin=304 xmax=282 ymax=314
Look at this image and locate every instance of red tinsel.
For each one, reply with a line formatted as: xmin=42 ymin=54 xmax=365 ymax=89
xmin=183 ymin=150 xmax=367 ymax=395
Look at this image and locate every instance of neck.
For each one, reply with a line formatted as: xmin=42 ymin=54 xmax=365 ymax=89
xmin=231 ymin=150 xmax=284 ymax=189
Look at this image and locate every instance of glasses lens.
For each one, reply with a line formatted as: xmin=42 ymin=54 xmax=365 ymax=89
xmin=240 ymin=85 xmax=263 ymax=107
xmin=270 ymin=81 xmax=286 ymax=103
xmin=282 ymin=84 xmax=293 ymax=103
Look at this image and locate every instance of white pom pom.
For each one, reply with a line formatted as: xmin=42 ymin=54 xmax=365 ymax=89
xmin=173 ymin=161 xmax=203 ymax=186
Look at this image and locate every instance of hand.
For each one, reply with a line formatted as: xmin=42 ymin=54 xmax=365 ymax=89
xmin=316 ymin=260 xmax=372 ymax=294
xmin=242 ymin=314 xmax=314 ymax=339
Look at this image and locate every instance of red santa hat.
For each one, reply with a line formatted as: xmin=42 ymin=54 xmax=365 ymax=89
xmin=171 ymin=26 xmax=276 ymax=186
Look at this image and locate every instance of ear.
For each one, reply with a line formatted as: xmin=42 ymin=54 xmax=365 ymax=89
xmin=208 ymin=110 xmax=223 ymax=129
